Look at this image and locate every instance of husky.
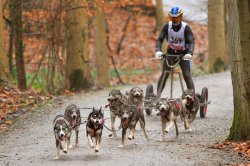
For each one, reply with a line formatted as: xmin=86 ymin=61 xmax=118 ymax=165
xmin=64 ymin=104 xmax=81 ymax=148
xmin=118 ymin=87 xmax=149 ymax=148
xmin=53 ymin=115 xmax=71 ymax=160
xmin=107 ymin=89 xmax=128 ymax=137
xmin=156 ymin=98 xmax=186 ymax=141
xmin=181 ymin=89 xmax=200 ymax=131
xmin=86 ymin=107 xmax=104 ymax=156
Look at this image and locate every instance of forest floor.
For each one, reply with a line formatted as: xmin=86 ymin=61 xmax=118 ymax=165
xmin=0 ymin=71 xmax=249 ymax=166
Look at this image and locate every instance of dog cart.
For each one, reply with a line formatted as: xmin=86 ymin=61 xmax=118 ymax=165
xmin=144 ymin=54 xmax=211 ymax=122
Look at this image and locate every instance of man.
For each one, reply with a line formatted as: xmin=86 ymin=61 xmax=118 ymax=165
xmin=155 ymin=6 xmax=195 ymax=97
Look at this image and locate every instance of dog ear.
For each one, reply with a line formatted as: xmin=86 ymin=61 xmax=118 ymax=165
xmin=99 ymin=107 xmax=102 ymax=112
xmin=87 ymin=112 xmax=92 ymax=120
xmin=92 ymin=107 xmax=95 ymax=112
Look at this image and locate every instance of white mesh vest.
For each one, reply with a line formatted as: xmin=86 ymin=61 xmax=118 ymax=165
xmin=167 ymin=21 xmax=187 ymax=51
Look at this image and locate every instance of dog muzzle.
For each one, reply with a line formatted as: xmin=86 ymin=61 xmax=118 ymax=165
xmin=121 ymin=118 xmax=129 ymax=128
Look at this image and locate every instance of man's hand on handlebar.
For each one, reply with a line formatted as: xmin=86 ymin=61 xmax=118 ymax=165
xmin=155 ymin=51 xmax=163 ymax=59
xmin=183 ymin=53 xmax=192 ymax=61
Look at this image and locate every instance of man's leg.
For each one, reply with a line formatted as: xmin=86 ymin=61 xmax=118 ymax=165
xmin=179 ymin=59 xmax=195 ymax=90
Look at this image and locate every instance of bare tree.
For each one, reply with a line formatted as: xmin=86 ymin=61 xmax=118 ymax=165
xmin=13 ymin=0 xmax=27 ymax=89
xmin=0 ymin=1 xmax=11 ymax=82
xmin=208 ymin=0 xmax=228 ymax=72
xmin=93 ymin=0 xmax=110 ymax=88
xmin=227 ymin=0 xmax=250 ymax=140
xmin=65 ymin=0 xmax=93 ymax=91
xmin=155 ymin=0 xmax=164 ymax=31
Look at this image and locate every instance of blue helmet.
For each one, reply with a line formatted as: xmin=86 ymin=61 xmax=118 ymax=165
xmin=168 ymin=6 xmax=183 ymax=17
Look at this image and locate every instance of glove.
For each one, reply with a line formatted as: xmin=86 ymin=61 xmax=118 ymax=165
xmin=155 ymin=51 xmax=163 ymax=59
xmin=183 ymin=53 xmax=192 ymax=60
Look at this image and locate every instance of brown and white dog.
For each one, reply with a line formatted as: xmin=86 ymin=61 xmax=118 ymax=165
xmin=64 ymin=104 xmax=81 ymax=148
xmin=156 ymin=98 xmax=186 ymax=141
xmin=118 ymin=87 xmax=149 ymax=148
xmin=53 ymin=115 xmax=71 ymax=160
xmin=107 ymin=89 xmax=128 ymax=137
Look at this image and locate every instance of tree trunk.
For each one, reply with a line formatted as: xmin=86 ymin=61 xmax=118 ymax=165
xmin=208 ymin=0 xmax=228 ymax=72
xmin=65 ymin=0 xmax=93 ymax=91
xmin=13 ymin=0 xmax=26 ymax=89
xmin=8 ymin=1 xmax=14 ymax=75
xmin=93 ymin=0 xmax=110 ymax=88
xmin=227 ymin=0 xmax=250 ymax=140
xmin=155 ymin=0 xmax=164 ymax=31
xmin=0 ymin=1 xmax=11 ymax=82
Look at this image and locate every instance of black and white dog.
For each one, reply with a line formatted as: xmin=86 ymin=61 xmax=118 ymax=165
xmin=53 ymin=115 xmax=71 ymax=160
xmin=86 ymin=107 xmax=104 ymax=156
xmin=64 ymin=104 xmax=81 ymax=148
xmin=107 ymin=89 xmax=128 ymax=137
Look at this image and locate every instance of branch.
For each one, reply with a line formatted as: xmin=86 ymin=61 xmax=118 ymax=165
xmin=28 ymin=44 xmax=49 ymax=89
xmin=2 ymin=15 xmax=11 ymax=26
xmin=116 ymin=14 xmax=131 ymax=54
xmin=104 ymin=17 xmax=124 ymax=85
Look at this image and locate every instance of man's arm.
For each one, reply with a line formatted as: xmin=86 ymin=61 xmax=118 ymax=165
xmin=184 ymin=25 xmax=195 ymax=55
xmin=156 ymin=23 xmax=168 ymax=52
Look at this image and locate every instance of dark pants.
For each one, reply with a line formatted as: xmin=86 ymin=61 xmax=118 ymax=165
xmin=157 ymin=57 xmax=195 ymax=97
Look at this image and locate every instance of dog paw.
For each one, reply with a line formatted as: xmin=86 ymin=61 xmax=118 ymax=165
xmin=69 ymin=145 xmax=73 ymax=149
xmin=63 ymin=150 xmax=67 ymax=153
xmin=118 ymin=145 xmax=124 ymax=148
xmin=187 ymin=128 xmax=192 ymax=132
xmin=53 ymin=156 xmax=59 ymax=160
xmin=128 ymin=135 xmax=133 ymax=140
xmin=164 ymin=130 xmax=169 ymax=133
xmin=108 ymin=133 xmax=117 ymax=138
xmin=156 ymin=138 xmax=163 ymax=142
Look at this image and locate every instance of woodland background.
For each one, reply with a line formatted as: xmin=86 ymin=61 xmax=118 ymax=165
xmin=0 ymin=0 xmax=249 ymax=158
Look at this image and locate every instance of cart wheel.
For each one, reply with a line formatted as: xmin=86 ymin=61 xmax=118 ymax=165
xmin=200 ymin=87 xmax=208 ymax=118
xmin=146 ymin=84 xmax=154 ymax=96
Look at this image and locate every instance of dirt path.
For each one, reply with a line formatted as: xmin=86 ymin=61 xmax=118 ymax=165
xmin=0 ymin=72 xmax=247 ymax=166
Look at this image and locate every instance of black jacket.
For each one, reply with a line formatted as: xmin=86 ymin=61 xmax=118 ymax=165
xmin=156 ymin=22 xmax=195 ymax=55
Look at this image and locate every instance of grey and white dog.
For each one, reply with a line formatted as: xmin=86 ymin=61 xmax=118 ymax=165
xmin=107 ymin=89 xmax=128 ymax=137
xmin=118 ymin=87 xmax=149 ymax=148
xmin=86 ymin=107 xmax=104 ymax=156
xmin=64 ymin=104 xmax=81 ymax=148
xmin=156 ymin=98 xmax=186 ymax=141
xmin=53 ymin=115 xmax=71 ymax=160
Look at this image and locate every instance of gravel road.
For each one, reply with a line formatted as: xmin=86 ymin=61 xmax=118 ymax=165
xmin=0 ymin=71 xmax=248 ymax=166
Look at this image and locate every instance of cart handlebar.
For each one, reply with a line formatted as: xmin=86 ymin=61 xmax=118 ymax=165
xmin=150 ymin=53 xmax=186 ymax=68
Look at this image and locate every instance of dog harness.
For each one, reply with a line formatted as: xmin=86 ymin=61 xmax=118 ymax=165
xmin=88 ymin=118 xmax=105 ymax=137
xmin=170 ymin=99 xmax=182 ymax=112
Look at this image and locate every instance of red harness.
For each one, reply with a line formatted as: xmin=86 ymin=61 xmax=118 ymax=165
xmin=92 ymin=118 xmax=105 ymax=137
xmin=170 ymin=100 xmax=181 ymax=112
